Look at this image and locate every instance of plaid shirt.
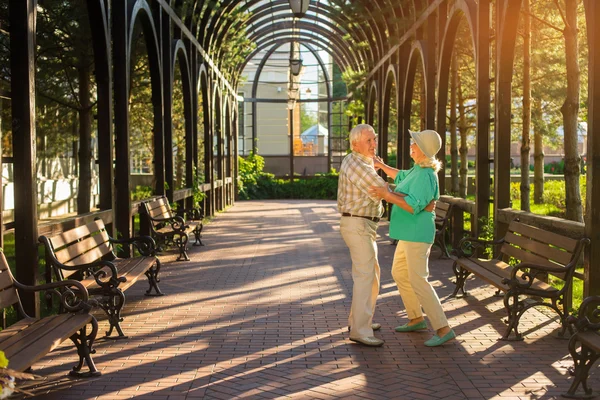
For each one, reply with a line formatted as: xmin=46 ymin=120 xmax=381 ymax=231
xmin=337 ymin=152 xmax=386 ymax=218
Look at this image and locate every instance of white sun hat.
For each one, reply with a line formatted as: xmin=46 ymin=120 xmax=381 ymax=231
xmin=409 ymin=129 xmax=442 ymax=158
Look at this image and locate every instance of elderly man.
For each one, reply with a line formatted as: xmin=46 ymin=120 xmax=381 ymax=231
xmin=337 ymin=124 xmax=387 ymax=347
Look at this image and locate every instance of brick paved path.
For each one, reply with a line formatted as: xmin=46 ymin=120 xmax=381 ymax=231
xmin=24 ymin=200 xmax=598 ymax=399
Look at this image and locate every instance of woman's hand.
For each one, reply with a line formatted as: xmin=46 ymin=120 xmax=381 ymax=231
xmin=373 ymin=156 xmax=384 ymax=170
xmin=369 ymin=183 xmax=390 ymax=200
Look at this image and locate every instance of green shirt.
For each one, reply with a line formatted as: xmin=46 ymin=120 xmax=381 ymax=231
xmin=389 ymin=165 xmax=439 ymax=243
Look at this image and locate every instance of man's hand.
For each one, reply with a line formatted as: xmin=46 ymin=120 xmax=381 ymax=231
xmin=424 ymin=199 xmax=436 ymax=213
xmin=368 ymin=183 xmax=390 ymax=200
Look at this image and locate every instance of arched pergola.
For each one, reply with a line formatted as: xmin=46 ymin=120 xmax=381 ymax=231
xmin=5 ymin=0 xmax=600 ymax=316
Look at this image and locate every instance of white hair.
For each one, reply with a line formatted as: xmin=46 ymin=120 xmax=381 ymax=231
xmin=349 ymin=124 xmax=376 ymax=150
xmin=416 ymin=157 xmax=443 ymax=173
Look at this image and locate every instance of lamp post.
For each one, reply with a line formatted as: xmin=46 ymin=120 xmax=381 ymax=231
xmin=288 ymin=0 xmax=309 ymax=18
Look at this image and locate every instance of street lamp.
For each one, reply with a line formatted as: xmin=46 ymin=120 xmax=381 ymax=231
xmin=289 ymin=58 xmax=303 ymax=76
xmin=288 ymin=0 xmax=310 ymax=18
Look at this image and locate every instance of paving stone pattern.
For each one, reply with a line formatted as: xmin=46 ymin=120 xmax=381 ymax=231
xmin=23 ymin=200 xmax=598 ymax=399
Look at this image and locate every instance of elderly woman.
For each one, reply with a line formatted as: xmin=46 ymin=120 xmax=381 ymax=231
xmin=369 ymin=129 xmax=455 ymax=347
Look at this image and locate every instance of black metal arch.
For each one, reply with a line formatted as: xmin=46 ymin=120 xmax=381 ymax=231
xmin=203 ymin=0 xmax=394 ymax=75
xmin=171 ymin=39 xmax=195 ymax=189
xmin=87 ymin=0 xmax=113 ymax=211
xmin=402 ymin=41 xmax=428 ymax=132
xmin=248 ymin=31 xmax=355 ymax=72
xmin=128 ymin=0 xmax=166 ymax=197
xmin=436 ymin=0 xmax=478 ymax=160
xmin=197 ymin=64 xmax=216 ymax=215
xmin=381 ymin=65 xmax=399 ymax=164
xmin=304 ymin=43 xmax=332 ymax=100
xmin=246 ymin=20 xmax=363 ymax=71
xmin=231 ymin=1 xmax=374 ymax=67
xmin=236 ymin=37 xmax=349 ymax=85
xmin=367 ymin=82 xmax=379 ymax=126
xmin=240 ymin=5 xmax=368 ymax=66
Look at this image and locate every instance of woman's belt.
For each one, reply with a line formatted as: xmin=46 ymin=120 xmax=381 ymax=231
xmin=341 ymin=213 xmax=380 ymax=223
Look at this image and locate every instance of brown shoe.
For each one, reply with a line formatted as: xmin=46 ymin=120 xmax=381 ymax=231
xmin=349 ymin=336 xmax=384 ymax=347
xmin=348 ymin=323 xmax=381 ymax=332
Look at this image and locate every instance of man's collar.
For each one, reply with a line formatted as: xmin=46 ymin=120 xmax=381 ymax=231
xmin=352 ymin=151 xmax=374 ymax=165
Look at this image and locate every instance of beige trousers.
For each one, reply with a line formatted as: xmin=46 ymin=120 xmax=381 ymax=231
xmin=392 ymin=240 xmax=448 ymax=331
xmin=340 ymin=216 xmax=380 ymax=338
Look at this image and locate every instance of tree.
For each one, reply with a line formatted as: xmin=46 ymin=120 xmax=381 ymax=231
xmin=35 ymin=0 xmax=96 ymax=213
xmin=450 ymin=53 xmax=459 ymax=194
xmin=300 ymin=104 xmax=317 ymax=133
xmin=521 ymin=0 xmax=532 ymax=212
xmin=561 ymin=0 xmax=582 ymax=222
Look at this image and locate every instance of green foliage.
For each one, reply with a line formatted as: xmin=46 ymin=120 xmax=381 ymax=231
xmin=477 ymin=216 xmax=496 ymax=258
xmin=193 ymin=167 xmax=206 ymax=205
xmin=387 ymin=152 xmax=397 ymax=169
xmin=237 ymin=152 xmax=266 ymax=200
xmin=131 ymin=185 xmax=153 ymax=201
xmin=237 ymin=153 xmax=339 ymax=200
xmin=510 ymin=176 xmax=586 ymax=217
xmin=242 ymin=172 xmax=340 ymax=200
xmin=544 ymin=160 xmax=564 ymax=174
xmin=206 ymin=3 xmax=256 ymax=82
xmin=332 ymin=64 xmax=348 ymax=98
xmin=341 ymin=68 xmax=367 ymax=119
xmin=300 ymin=104 xmax=318 ymax=133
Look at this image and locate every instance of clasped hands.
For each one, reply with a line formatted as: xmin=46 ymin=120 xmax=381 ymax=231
xmin=368 ymin=183 xmax=391 ymax=200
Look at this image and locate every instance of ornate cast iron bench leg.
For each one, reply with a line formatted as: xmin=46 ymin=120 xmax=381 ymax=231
xmin=69 ymin=317 xmax=101 ymax=377
xmin=451 ymin=262 xmax=470 ymax=298
xmin=193 ymin=223 xmax=204 ymax=246
xmin=145 ymin=258 xmax=164 ymax=296
xmin=174 ymin=232 xmax=190 ymax=261
xmin=99 ymin=288 xmax=127 ymax=339
xmin=501 ymin=290 xmax=525 ymax=341
xmin=564 ymin=341 xmax=599 ymax=398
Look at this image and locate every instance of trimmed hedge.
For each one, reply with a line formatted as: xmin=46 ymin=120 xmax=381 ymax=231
xmin=238 ymin=154 xmax=339 ymax=200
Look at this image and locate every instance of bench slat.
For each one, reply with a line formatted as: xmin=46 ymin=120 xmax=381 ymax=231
xmin=50 ymin=220 xmax=106 ymax=250
xmin=0 ymin=264 xmax=19 ymax=307
xmin=509 ymin=220 xmax=579 ymax=252
xmin=0 ymin=319 xmax=33 ymax=343
xmin=504 ymin=231 xmax=575 ymax=266
xmin=0 ymin=313 xmax=92 ymax=372
xmin=501 ymin=244 xmax=569 ymax=280
xmin=578 ymin=330 xmax=600 ymax=351
xmin=147 ymin=198 xmax=173 ymax=219
xmin=435 ymin=201 xmax=450 ymax=217
xmin=456 ymin=257 xmax=556 ymax=293
xmin=54 ymin=230 xmax=112 ymax=266
xmin=112 ymin=258 xmax=156 ymax=291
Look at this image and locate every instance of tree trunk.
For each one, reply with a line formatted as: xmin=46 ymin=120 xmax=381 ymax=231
xmin=458 ymin=71 xmax=468 ymax=198
xmin=520 ymin=0 xmax=531 ymax=212
xmin=450 ymin=53 xmax=459 ymax=194
xmin=175 ymin=140 xmax=185 ymax=190
xmin=561 ymin=0 xmax=582 ymax=222
xmin=533 ymin=97 xmax=545 ymax=203
xmin=77 ymin=64 xmax=92 ymax=214
xmin=532 ymin=11 xmax=544 ymax=205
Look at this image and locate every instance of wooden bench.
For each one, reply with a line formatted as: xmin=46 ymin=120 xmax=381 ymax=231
xmin=39 ymin=219 xmax=163 ymax=339
xmin=141 ymin=196 xmax=203 ymax=261
xmin=564 ymin=295 xmax=600 ymax=398
xmin=433 ymin=200 xmax=453 ymax=258
xmin=450 ymin=219 xmax=589 ymax=340
xmin=0 ymin=251 xmax=100 ymax=377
